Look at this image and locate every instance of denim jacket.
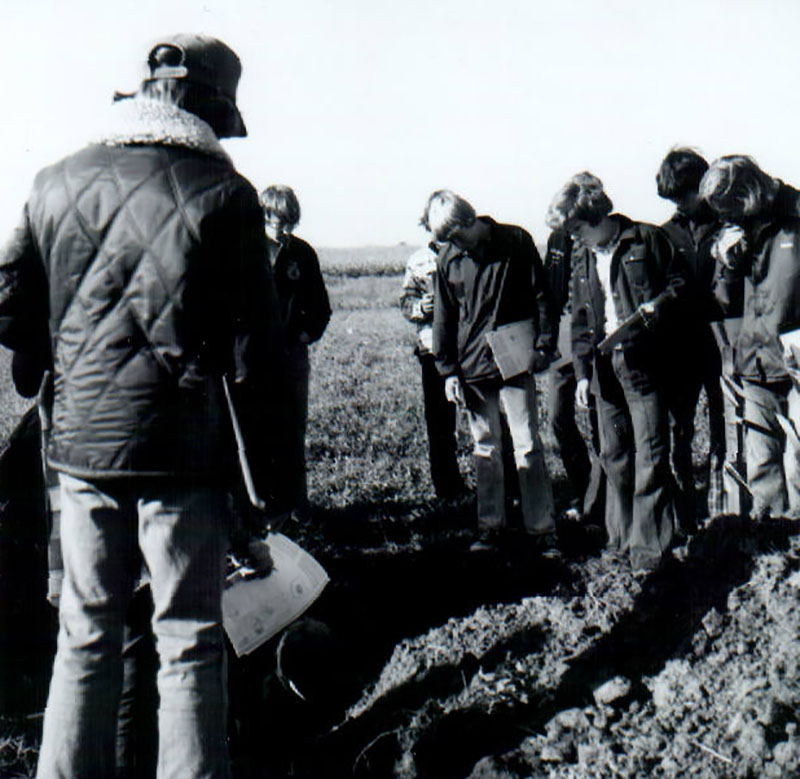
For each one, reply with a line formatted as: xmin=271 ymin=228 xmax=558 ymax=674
xmin=570 ymin=215 xmax=686 ymax=383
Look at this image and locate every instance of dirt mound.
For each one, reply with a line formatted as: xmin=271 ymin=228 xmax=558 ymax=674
xmin=267 ymin=512 xmax=800 ymax=779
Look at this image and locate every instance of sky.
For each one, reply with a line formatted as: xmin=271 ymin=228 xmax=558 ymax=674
xmin=2 ymin=0 xmax=800 ymax=248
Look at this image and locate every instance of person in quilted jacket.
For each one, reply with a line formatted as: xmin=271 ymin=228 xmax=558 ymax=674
xmin=0 ymin=34 xmax=277 ymax=778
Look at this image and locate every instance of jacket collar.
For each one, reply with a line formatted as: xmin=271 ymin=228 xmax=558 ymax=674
xmin=95 ymin=97 xmax=231 ymax=163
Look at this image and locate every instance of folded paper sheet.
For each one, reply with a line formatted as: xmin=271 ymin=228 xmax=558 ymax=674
xmin=222 ymin=533 xmax=329 ymax=657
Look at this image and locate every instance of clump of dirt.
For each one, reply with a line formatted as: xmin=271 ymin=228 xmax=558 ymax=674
xmin=469 ymin=527 xmax=800 ymax=779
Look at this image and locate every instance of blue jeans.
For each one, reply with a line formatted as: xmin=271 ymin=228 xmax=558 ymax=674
xmin=742 ymin=379 xmax=800 ymax=519
xmin=464 ymin=374 xmax=555 ymax=534
xmin=594 ymin=350 xmax=675 ymax=568
xmin=37 ymin=475 xmax=231 ymax=779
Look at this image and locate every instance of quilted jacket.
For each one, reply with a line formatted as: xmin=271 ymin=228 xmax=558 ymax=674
xmin=0 ymin=97 xmax=276 ymax=481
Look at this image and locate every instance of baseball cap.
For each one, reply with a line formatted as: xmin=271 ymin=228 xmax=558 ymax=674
xmin=145 ymin=34 xmax=247 ymax=137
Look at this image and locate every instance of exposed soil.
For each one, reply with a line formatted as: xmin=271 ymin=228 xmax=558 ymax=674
xmin=2 ymin=485 xmax=799 ymax=778
xmin=224 ymin=500 xmax=800 ymax=779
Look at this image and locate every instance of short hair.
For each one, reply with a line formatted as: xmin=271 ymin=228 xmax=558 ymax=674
xmin=259 ymin=185 xmax=301 ymax=228
xmin=699 ymin=155 xmax=778 ymax=221
xmin=656 ymin=147 xmax=709 ymax=201
xmin=546 ymin=172 xmax=613 ymax=230
xmin=420 ymin=190 xmax=476 ymax=242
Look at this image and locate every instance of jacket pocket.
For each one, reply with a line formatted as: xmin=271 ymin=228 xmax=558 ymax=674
xmin=622 ymin=249 xmax=650 ymax=290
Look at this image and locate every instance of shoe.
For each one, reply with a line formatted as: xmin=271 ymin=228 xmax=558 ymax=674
xmin=469 ymin=529 xmax=501 ymax=552
xmin=528 ymin=531 xmax=561 ymax=560
xmin=630 ymin=552 xmax=662 ymax=577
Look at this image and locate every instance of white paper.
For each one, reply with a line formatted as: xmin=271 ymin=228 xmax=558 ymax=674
xmin=222 ymin=533 xmax=329 ymax=657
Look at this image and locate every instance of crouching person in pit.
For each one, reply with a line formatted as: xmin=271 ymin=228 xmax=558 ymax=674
xmin=421 ymin=190 xmax=559 ymax=554
xmin=547 ymin=172 xmax=685 ymax=574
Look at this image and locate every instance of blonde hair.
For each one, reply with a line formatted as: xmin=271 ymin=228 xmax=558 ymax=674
xmin=546 ymin=172 xmax=613 ymax=229
xmin=700 ymin=155 xmax=778 ymax=221
xmin=420 ymin=190 xmax=476 ymax=242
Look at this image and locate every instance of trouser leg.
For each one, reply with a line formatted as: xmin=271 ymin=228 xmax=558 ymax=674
xmin=614 ymin=353 xmax=675 ymax=568
xmin=500 ymin=374 xmax=555 ymax=534
xmin=548 ymin=362 xmax=591 ymax=500
xmin=784 ymin=385 xmax=800 ymax=518
xmin=37 ymin=475 xmax=139 ymax=779
xmin=286 ymin=346 xmax=310 ymax=517
xmin=466 ymin=384 xmax=506 ymax=530
xmin=705 ymin=369 xmax=727 ymax=519
xmin=594 ymin=381 xmax=634 ymax=552
xmin=419 ymin=353 xmax=463 ymax=498
xmin=667 ymin=372 xmax=702 ymax=533
xmin=582 ymin=400 xmax=606 ymax=524
xmin=115 ymin=587 xmax=158 ymax=779
xmin=743 ymin=380 xmax=790 ymax=518
xmin=138 ymin=484 xmax=231 ymax=779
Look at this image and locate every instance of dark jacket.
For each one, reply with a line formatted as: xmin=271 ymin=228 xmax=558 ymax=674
xmin=570 ymin=215 xmax=686 ymax=383
xmin=0 ymin=98 xmax=277 ymax=481
xmin=544 ymin=229 xmax=575 ymax=369
xmin=661 ymin=203 xmax=723 ymax=322
xmin=714 ymin=214 xmax=800 ymax=384
xmin=433 ymin=217 xmax=555 ymax=383
xmin=272 ymin=235 xmax=331 ymax=347
xmin=660 ymin=204 xmax=725 ymax=377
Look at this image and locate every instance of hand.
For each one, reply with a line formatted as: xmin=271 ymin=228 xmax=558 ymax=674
xmin=444 ymin=375 xmax=465 ymax=406
xmin=575 ymin=377 xmax=591 ymax=410
xmin=420 ymin=293 xmax=434 ymax=316
xmin=529 ymin=349 xmax=553 ymax=373
xmin=712 ymin=224 xmax=747 ymax=269
xmin=228 ymin=531 xmax=274 ymax=581
xmin=639 ymin=301 xmax=656 ymax=328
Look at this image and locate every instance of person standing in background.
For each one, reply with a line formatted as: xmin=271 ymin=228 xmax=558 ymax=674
xmin=400 ymin=242 xmax=467 ymax=500
xmin=547 ymin=172 xmax=685 ymax=573
xmin=703 ymin=155 xmax=800 ymax=519
xmin=656 ymin=147 xmax=726 ymax=528
xmin=261 ymin=185 xmax=331 ymax=521
xmin=422 ymin=190 xmax=558 ymax=553
xmin=543 ymin=226 xmax=604 ymax=524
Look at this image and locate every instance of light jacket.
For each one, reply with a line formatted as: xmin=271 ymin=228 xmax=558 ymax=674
xmin=433 ymin=217 xmax=555 ymax=384
xmin=714 ymin=215 xmax=800 ymax=384
xmin=400 ymin=244 xmax=437 ymax=355
xmin=570 ymin=215 xmax=686 ymax=383
xmin=0 ymin=97 xmax=277 ymax=481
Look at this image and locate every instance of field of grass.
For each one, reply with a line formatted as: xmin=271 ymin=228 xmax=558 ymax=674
xmin=317 ymin=244 xmax=415 ymax=277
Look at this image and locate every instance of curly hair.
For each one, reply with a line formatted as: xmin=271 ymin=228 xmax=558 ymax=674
xmin=546 ymin=172 xmax=613 ymax=230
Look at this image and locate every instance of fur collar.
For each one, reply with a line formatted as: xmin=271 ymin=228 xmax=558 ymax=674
xmin=95 ymin=97 xmax=231 ymax=163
